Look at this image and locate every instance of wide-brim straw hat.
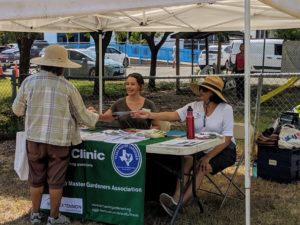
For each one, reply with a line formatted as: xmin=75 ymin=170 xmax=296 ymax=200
xmin=191 ymin=75 xmax=227 ymax=102
xmin=31 ymin=45 xmax=81 ymax=68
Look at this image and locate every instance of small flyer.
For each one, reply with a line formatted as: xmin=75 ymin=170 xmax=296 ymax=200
xmin=159 ymin=138 xmax=204 ymax=147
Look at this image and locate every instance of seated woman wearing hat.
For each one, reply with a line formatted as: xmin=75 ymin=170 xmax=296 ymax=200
xmin=132 ymin=75 xmax=236 ymax=216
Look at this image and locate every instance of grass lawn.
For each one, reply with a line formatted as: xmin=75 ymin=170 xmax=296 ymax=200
xmin=0 ymin=140 xmax=299 ymax=225
xmin=0 ymin=78 xmax=299 ymax=224
xmin=0 ymin=78 xmax=13 ymax=99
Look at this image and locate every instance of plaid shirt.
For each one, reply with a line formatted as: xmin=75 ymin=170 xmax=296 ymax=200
xmin=12 ymin=71 xmax=99 ymax=146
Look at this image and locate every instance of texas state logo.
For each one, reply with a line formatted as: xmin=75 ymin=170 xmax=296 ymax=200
xmin=111 ymin=144 xmax=142 ymax=177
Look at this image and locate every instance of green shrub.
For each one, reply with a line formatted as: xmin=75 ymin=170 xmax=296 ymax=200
xmin=156 ymin=81 xmax=176 ymax=90
xmin=0 ymin=98 xmax=20 ymax=139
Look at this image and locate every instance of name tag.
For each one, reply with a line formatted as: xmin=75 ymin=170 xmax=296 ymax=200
xmin=194 ymin=111 xmax=203 ymax=118
xmin=268 ymin=159 xmax=277 ymax=166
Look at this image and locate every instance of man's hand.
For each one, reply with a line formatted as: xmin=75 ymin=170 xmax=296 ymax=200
xmin=87 ymin=106 xmax=97 ymax=113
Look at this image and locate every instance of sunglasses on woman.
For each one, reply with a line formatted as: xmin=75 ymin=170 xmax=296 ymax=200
xmin=199 ymin=86 xmax=209 ymax=92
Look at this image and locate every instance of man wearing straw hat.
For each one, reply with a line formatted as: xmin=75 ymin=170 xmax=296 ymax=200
xmin=132 ymin=75 xmax=236 ymax=216
xmin=12 ymin=45 xmax=100 ymax=225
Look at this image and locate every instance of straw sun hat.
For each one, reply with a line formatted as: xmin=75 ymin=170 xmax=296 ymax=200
xmin=190 ymin=75 xmax=227 ymax=102
xmin=31 ymin=45 xmax=81 ymax=68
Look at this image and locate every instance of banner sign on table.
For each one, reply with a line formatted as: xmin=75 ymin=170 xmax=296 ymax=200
xmin=41 ymin=141 xmax=146 ymax=225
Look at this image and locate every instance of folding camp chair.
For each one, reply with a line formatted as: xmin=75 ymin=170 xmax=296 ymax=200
xmin=199 ymin=122 xmax=254 ymax=208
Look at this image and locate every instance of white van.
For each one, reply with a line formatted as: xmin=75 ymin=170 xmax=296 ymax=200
xmin=230 ymin=39 xmax=283 ymax=73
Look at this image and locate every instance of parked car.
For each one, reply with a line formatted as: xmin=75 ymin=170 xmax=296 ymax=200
xmin=38 ymin=47 xmax=47 ymax=57
xmin=0 ymin=54 xmax=9 ymax=71
xmin=0 ymin=46 xmax=11 ymax=53
xmin=8 ymin=43 xmax=18 ymax=49
xmin=198 ymin=45 xmax=232 ymax=69
xmin=87 ymin=46 xmax=130 ymax=68
xmin=0 ymin=48 xmax=20 ymax=69
xmin=33 ymin=40 xmax=49 ymax=48
xmin=64 ymin=48 xmax=125 ymax=77
xmin=30 ymin=40 xmax=49 ymax=58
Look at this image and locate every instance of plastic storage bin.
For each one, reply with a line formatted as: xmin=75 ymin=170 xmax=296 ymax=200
xmin=257 ymin=144 xmax=300 ymax=183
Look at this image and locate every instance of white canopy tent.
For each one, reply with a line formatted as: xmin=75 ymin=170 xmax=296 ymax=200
xmin=0 ymin=0 xmax=299 ymax=32
xmin=0 ymin=1 xmax=299 ymax=225
xmin=259 ymin=0 xmax=300 ymax=19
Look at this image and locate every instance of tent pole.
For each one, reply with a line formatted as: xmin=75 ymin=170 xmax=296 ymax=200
xmin=253 ymin=30 xmax=267 ymax=155
xmin=191 ymin=39 xmax=194 ymax=75
xmin=244 ymin=1 xmax=251 ymax=225
xmin=99 ymin=31 xmax=103 ymax=113
xmin=175 ymin=37 xmax=180 ymax=92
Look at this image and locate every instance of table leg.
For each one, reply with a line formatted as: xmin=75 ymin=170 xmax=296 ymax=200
xmin=192 ymin=155 xmax=204 ymax=213
xmin=170 ymin=156 xmax=184 ymax=225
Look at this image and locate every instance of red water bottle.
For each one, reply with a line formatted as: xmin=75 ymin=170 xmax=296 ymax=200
xmin=186 ymin=106 xmax=195 ymax=139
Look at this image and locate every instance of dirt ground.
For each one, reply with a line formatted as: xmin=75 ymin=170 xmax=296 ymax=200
xmin=0 ymin=139 xmax=241 ymax=225
xmin=1 ymin=139 xmax=300 ymax=225
xmin=0 ymin=140 xmax=167 ymax=225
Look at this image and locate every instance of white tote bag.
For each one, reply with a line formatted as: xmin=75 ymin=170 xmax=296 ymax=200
xmin=278 ymin=124 xmax=300 ymax=149
xmin=14 ymin=131 xmax=29 ymax=180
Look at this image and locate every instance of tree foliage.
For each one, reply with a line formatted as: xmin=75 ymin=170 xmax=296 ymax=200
xmin=114 ymin=32 xmax=127 ymax=44
xmin=0 ymin=32 xmax=16 ymax=45
xmin=274 ymin=29 xmax=300 ymax=40
xmin=115 ymin=32 xmax=147 ymax=44
xmin=129 ymin=32 xmax=144 ymax=44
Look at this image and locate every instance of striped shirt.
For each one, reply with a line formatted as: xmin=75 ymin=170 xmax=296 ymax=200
xmin=12 ymin=71 xmax=99 ymax=146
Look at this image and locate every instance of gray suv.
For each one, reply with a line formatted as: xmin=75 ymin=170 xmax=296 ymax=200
xmin=64 ymin=49 xmax=125 ymax=77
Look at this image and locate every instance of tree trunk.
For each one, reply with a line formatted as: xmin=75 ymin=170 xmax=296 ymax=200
xmin=90 ymin=31 xmax=112 ymax=96
xmin=142 ymin=32 xmax=171 ymax=90
xmin=149 ymin=50 xmax=158 ymax=89
xmin=16 ymin=33 xmax=37 ymax=84
xmin=217 ymin=39 xmax=222 ymax=74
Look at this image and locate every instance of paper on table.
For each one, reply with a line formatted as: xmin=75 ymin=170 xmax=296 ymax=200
xmin=80 ymin=130 xmax=108 ymax=141
xmin=80 ymin=129 xmax=149 ymax=143
xmin=196 ymin=132 xmax=223 ymax=139
xmin=112 ymin=111 xmax=135 ymax=116
xmin=159 ymin=138 xmax=204 ymax=147
xmin=102 ymin=129 xmax=148 ymax=144
xmin=103 ymin=136 xmax=148 ymax=144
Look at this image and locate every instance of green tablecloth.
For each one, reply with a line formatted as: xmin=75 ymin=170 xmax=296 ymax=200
xmin=41 ymin=136 xmax=174 ymax=225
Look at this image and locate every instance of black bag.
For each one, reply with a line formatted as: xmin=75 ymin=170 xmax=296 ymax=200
xmin=256 ymin=127 xmax=279 ymax=147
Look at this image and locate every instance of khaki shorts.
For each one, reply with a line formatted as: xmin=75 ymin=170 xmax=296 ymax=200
xmin=26 ymin=141 xmax=70 ymax=189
